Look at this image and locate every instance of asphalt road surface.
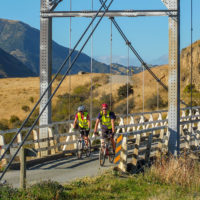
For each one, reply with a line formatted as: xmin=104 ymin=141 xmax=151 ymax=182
xmin=2 ymin=152 xmax=115 ymax=188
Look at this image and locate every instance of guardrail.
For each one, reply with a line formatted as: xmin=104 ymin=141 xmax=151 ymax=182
xmin=0 ymin=106 xmax=200 ymax=167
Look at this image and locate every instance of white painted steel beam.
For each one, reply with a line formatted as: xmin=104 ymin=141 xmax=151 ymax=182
xmin=162 ymin=0 xmax=171 ymax=9
xmin=40 ymin=10 xmax=177 ymax=18
xmin=167 ymin=0 xmax=180 ymax=155
xmin=40 ymin=0 xmax=52 ymax=156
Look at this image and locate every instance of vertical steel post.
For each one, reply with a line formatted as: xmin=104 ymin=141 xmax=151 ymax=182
xmin=168 ymin=0 xmax=180 ymax=155
xmin=20 ymin=146 xmax=26 ymax=189
xmin=40 ymin=0 xmax=52 ymax=156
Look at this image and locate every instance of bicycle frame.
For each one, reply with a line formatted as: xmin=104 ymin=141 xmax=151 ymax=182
xmin=76 ymin=129 xmax=91 ymax=158
xmin=99 ymin=135 xmax=115 ymax=166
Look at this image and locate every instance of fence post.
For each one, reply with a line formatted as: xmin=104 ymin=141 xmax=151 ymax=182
xmin=155 ymin=113 xmax=163 ymax=127
xmin=116 ymin=117 xmax=125 ymax=134
xmin=33 ymin=130 xmax=41 ymax=158
xmin=20 ymin=146 xmax=26 ymax=189
xmin=0 ymin=135 xmax=7 ymax=166
xmin=185 ymin=135 xmax=190 ymax=149
xmin=63 ymin=123 xmax=78 ymax=151
xmin=156 ymin=129 xmax=164 ymax=158
xmin=17 ymin=132 xmax=22 ymax=144
xmin=137 ymin=116 xmax=146 ymax=136
xmin=72 ymin=127 xmax=78 ymax=150
xmin=145 ymin=133 xmax=152 ymax=164
xmin=118 ymin=133 xmax=127 ymax=172
xmin=127 ymin=116 xmax=135 ymax=133
xmin=54 ymin=124 xmax=61 ymax=152
xmin=164 ymin=113 xmax=168 ymax=126
xmin=48 ymin=127 xmax=56 ymax=155
xmin=131 ymin=133 xmax=140 ymax=171
xmin=163 ymin=128 xmax=169 ymax=153
xmin=146 ymin=114 xmax=154 ymax=129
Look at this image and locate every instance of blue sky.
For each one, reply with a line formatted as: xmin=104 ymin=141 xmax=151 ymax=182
xmin=0 ymin=0 xmax=199 ymax=66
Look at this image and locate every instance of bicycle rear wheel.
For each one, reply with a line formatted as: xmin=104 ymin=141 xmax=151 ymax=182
xmin=85 ymin=139 xmax=91 ymax=157
xmin=76 ymin=140 xmax=82 ymax=159
xmin=99 ymin=147 xmax=105 ymax=166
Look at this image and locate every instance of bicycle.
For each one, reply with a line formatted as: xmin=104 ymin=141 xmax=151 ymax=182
xmin=76 ymin=133 xmax=91 ymax=159
xmin=99 ymin=134 xmax=115 ymax=166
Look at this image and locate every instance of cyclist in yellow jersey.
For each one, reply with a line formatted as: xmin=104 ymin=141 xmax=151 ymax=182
xmin=94 ymin=103 xmax=116 ymax=151
xmin=73 ymin=105 xmax=90 ymax=145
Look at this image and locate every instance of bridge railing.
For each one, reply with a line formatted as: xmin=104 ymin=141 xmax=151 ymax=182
xmin=0 ymin=106 xmax=200 ymax=166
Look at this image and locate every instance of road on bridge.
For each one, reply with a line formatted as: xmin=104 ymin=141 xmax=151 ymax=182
xmin=3 ymin=152 xmax=115 ymax=188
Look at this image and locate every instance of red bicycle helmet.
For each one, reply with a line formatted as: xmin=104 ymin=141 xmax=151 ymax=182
xmin=101 ymin=103 xmax=108 ymax=109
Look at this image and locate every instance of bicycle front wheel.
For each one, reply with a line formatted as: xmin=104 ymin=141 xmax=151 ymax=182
xmin=85 ymin=139 xmax=91 ymax=157
xmin=108 ymin=146 xmax=115 ymax=163
xmin=99 ymin=147 xmax=106 ymax=166
xmin=76 ymin=140 xmax=82 ymax=159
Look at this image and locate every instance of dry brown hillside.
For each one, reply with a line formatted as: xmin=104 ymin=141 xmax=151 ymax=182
xmin=132 ymin=40 xmax=200 ymax=111
xmin=0 ymin=40 xmax=199 ymax=122
xmin=180 ymin=40 xmax=200 ymax=90
xmin=0 ymin=74 xmax=108 ymax=120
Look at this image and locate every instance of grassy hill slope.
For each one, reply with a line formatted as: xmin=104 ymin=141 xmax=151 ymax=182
xmin=0 ymin=40 xmax=199 ymax=125
xmin=0 ymin=47 xmax=36 ymax=78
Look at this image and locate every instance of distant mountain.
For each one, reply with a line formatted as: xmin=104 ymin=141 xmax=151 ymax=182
xmin=0 ymin=18 xmax=127 ymax=76
xmin=150 ymin=54 xmax=168 ymax=65
xmin=0 ymin=47 xmax=36 ymax=78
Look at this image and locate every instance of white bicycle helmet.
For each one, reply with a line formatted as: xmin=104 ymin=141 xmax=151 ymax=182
xmin=78 ymin=105 xmax=85 ymax=112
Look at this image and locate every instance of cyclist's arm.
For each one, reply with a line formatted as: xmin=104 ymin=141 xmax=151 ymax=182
xmin=88 ymin=119 xmax=91 ymax=129
xmin=94 ymin=118 xmax=100 ymax=133
xmin=73 ymin=117 xmax=78 ymax=129
xmin=111 ymin=119 xmax=115 ymax=133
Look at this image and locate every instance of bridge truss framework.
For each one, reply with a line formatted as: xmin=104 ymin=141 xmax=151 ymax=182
xmin=40 ymin=0 xmax=180 ymax=155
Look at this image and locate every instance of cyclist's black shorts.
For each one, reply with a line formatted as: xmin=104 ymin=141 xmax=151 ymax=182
xmin=79 ymin=127 xmax=89 ymax=137
xmin=102 ymin=129 xmax=114 ymax=139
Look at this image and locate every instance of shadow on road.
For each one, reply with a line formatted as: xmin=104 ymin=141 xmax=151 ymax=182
xmin=28 ymin=152 xmax=100 ymax=170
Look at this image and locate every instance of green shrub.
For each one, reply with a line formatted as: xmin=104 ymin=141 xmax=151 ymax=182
xmin=54 ymin=73 xmax=63 ymax=82
xmin=145 ymin=95 xmax=167 ymax=110
xmin=53 ymin=93 xmax=82 ymax=121
xmin=0 ymin=119 xmax=9 ymax=130
xmin=9 ymin=115 xmax=20 ymax=124
xmin=117 ymin=83 xmax=133 ymax=100
xmin=100 ymin=94 xmax=114 ymax=105
xmin=73 ymin=85 xmax=90 ymax=101
xmin=29 ymin=96 xmax=34 ymax=103
xmin=21 ymin=105 xmax=30 ymax=112
xmin=92 ymin=76 xmax=101 ymax=83
xmin=9 ymin=115 xmax=21 ymax=128
xmin=115 ymin=100 xmax=135 ymax=115
xmin=184 ymin=84 xmax=197 ymax=93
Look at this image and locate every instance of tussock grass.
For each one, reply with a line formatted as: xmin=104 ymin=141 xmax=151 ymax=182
xmin=149 ymin=155 xmax=200 ymax=189
xmin=1 ymin=155 xmax=200 ymax=199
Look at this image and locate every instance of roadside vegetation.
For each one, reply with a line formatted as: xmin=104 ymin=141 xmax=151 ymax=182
xmin=0 ymin=156 xmax=199 ymax=200
xmin=183 ymin=83 xmax=200 ymax=106
xmin=1 ymin=72 xmax=200 ymax=132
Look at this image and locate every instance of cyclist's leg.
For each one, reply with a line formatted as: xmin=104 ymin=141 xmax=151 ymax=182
xmin=101 ymin=129 xmax=107 ymax=149
xmin=109 ymin=129 xmax=115 ymax=152
xmin=79 ymin=127 xmax=85 ymax=146
xmin=84 ymin=129 xmax=89 ymax=146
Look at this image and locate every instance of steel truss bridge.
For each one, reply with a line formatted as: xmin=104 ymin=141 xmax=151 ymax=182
xmin=1 ymin=106 xmax=200 ymax=181
xmin=0 ymin=0 xmax=200 ymax=185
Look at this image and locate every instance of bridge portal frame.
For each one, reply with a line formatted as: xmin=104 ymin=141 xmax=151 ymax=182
xmin=40 ymin=0 xmax=180 ymax=155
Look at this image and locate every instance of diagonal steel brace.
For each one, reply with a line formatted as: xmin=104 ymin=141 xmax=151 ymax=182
xmin=99 ymin=0 xmax=187 ymax=106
